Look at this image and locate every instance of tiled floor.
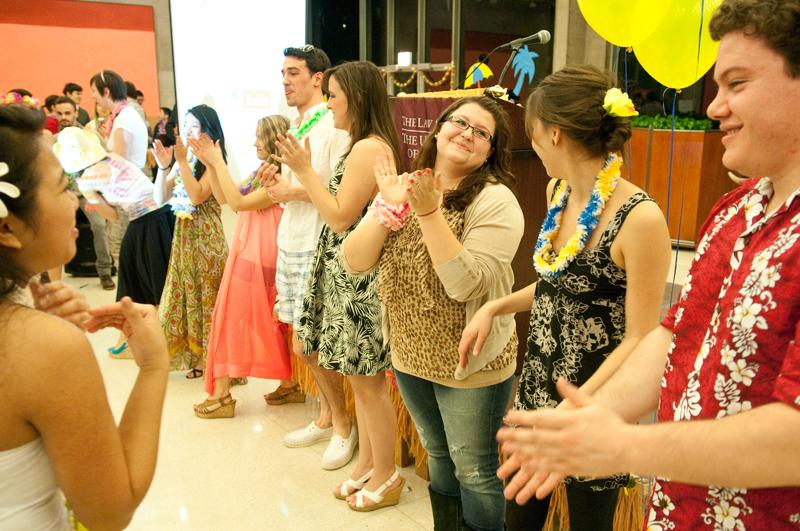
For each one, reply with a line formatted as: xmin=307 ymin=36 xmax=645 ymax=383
xmin=76 ymin=274 xmax=432 ymax=531
xmin=68 ymin=205 xmax=695 ymax=530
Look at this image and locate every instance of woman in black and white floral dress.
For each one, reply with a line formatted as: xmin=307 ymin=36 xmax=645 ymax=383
xmin=277 ymin=61 xmax=405 ymax=511
xmin=462 ymin=65 xmax=672 ymax=530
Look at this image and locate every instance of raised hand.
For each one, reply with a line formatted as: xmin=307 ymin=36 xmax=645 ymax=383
xmin=272 ymin=134 xmax=313 ymax=182
xmin=409 ymin=168 xmax=442 ymax=215
xmin=174 ymin=135 xmax=189 ymax=165
xmin=373 ymin=152 xmax=410 ymax=206
xmin=187 ymin=134 xmax=224 ymax=167
xmin=151 ymin=138 xmax=174 ymax=169
xmin=30 ymin=278 xmax=91 ymax=329
xmin=85 ymin=297 xmax=168 ymax=371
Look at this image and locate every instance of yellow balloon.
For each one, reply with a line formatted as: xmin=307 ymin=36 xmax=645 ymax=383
xmin=634 ymin=0 xmax=723 ymax=89
xmin=577 ymin=0 xmax=673 ymax=47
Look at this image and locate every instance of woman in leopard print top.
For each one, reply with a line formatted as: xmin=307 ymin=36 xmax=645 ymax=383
xmin=343 ymin=96 xmax=524 ymax=531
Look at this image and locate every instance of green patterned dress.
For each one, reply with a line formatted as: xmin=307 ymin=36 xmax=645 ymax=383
xmin=159 ymin=186 xmax=228 ymax=371
xmin=297 ymin=160 xmax=389 ymax=375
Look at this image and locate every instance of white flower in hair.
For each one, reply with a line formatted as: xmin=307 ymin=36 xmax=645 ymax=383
xmin=0 ymin=162 xmax=22 ymax=218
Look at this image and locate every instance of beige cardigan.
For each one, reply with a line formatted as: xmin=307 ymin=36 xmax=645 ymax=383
xmin=342 ymin=183 xmax=525 ymax=388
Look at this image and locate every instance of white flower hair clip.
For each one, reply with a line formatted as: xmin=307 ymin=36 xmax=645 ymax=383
xmin=0 ymin=162 xmax=22 ymax=218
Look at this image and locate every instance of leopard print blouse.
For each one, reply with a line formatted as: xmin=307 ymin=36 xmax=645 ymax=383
xmin=378 ymin=206 xmax=517 ymax=383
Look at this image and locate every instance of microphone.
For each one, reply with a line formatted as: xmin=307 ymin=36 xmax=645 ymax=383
xmin=500 ymin=30 xmax=551 ymax=49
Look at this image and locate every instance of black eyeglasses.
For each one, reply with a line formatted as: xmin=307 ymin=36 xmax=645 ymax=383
xmin=284 ymin=44 xmax=315 ymax=54
xmin=445 ymin=116 xmax=493 ymax=143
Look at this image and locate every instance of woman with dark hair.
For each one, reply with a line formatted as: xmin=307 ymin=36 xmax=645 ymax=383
xmin=0 ymin=105 xmax=168 ymax=530
xmin=273 ymin=60 xmax=403 ymax=510
xmin=153 ymin=104 xmax=228 ymax=378
xmin=342 ymin=95 xmax=524 ymax=530
xmin=187 ymin=115 xmax=293 ymax=417
xmin=463 ymin=66 xmax=671 ymax=531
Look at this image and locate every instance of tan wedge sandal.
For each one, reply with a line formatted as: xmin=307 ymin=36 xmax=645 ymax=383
xmin=347 ymin=469 xmax=405 ymax=512
xmin=194 ymin=394 xmax=236 ymax=419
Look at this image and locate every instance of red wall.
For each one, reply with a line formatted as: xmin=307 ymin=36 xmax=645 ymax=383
xmin=0 ymin=0 xmax=160 ymax=122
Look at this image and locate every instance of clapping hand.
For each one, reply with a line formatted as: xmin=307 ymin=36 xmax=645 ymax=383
xmin=84 ymin=298 xmax=168 ymax=371
xmin=151 ymin=138 xmax=174 ymax=170
xmin=187 ymin=134 xmax=224 ymax=167
xmin=496 ymin=379 xmax=630 ymax=503
xmin=373 ymin=152 xmax=410 ymax=206
xmin=255 ymin=162 xmax=281 ymax=188
xmin=173 ymin=135 xmax=190 ymax=166
xmin=30 ymin=278 xmax=91 ymax=329
xmin=272 ymin=134 xmax=313 ymax=182
xmin=408 ymin=168 xmax=442 ymax=215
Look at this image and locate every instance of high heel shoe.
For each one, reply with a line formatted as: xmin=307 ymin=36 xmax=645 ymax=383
xmin=194 ymin=394 xmax=236 ymax=419
xmin=347 ymin=469 xmax=405 ymax=512
xmin=107 ymin=341 xmax=132 ymax=359
xmin=334 ymin=468 xmax=373 ymax=500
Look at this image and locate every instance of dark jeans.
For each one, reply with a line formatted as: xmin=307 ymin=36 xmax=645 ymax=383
xmin=394 ymin=369 xmax=513 ymax=531
xmin=506 ymin=480 xmax=619 ymax=531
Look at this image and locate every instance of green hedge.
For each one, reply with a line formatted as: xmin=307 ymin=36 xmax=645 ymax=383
xmin=630 ymin=114 xmax=715 ymax=131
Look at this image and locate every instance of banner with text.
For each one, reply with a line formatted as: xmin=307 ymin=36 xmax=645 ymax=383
xmin=393 ymin=97 xmax=453 ymax=171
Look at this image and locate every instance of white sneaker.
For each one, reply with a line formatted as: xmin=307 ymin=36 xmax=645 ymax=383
xmin=322 ymin=424 xmax=358 ymax=470
xmin=283 ymin=421 xmax=333 ymax=448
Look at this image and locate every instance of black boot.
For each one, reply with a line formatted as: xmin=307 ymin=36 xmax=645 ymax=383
xmin=429 ymin=486 xmax=463 ymax=531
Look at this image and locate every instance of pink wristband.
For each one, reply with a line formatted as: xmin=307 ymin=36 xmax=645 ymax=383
xmin=370 ymin=193 xmax=411 ymax=231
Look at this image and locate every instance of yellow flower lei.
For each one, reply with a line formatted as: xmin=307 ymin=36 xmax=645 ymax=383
xmin=533 ymin=153 xmax=622 ymax=279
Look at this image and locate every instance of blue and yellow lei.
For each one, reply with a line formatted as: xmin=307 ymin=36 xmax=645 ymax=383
xmin=533 ymin=153 xmax=622 ymax=279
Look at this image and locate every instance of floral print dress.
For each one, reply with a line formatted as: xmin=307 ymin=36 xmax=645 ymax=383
xmin=160 ymin=177 xmax=228 ymax=371
xmin=297 ymin=160 xmax=389 ymax=376
xmin=517 ymin=190 xmax=651 ymax=492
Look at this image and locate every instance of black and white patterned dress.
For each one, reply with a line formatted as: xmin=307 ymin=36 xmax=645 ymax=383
xmin=517 ymin=189 xmax=652 ymax=491
xmin=297 ymin=159 xmax=389 ymax=376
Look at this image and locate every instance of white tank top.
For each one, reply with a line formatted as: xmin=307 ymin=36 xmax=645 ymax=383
xmin=0 ymin=438 xmax=69 ymax=531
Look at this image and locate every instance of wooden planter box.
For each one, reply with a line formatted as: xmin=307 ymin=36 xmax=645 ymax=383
xmin=625 ymin=128 xmax=736 ymax=246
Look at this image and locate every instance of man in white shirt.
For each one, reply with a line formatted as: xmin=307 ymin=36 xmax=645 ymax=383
xmin=265 ymin=45 xmax=356 ymax=470
xmin=90 ymin=70 xmax=148 ymax=171
xmin=89 ymin=70 xmax=149 ymax=292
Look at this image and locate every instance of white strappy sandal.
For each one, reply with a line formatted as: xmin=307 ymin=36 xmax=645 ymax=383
xmin=334 ymin=468 xmax=373 ymax=500
xmin=347 ymin=469 xmax=406 ymax=512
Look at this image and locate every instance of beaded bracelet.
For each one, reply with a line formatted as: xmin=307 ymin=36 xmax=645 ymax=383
xmin=370 ymin=193 xmax=411 ymax=231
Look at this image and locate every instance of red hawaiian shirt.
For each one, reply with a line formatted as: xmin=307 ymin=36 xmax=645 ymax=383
xmin=649 ymin=178 xmax=800 ymax=530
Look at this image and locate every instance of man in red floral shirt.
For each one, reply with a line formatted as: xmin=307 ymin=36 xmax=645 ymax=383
xmin=497 ymin=1 xmax=800 ymax=528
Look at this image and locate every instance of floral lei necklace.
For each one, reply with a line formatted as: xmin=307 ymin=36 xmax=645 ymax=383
xmin=288 ymin=106 xmax=328 ymax=139
xmin=239 ymin=107 xmax=329 ymax=195
xmin=169 ymin=159 xmax=199 ymax=220
xmin=533 ymin=152 xmax=622 ymax=279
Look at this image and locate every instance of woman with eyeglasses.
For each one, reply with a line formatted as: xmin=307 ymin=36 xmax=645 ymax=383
xmin=342 ymin=96 xmax=524 ymax=530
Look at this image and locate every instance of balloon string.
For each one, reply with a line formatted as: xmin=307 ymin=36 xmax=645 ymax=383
xmin=666 ymin=89 xmax=684 ymax=303
xmin=696 ymin=0 xmax=706 ymax=82
xmin=623 ymin=47 xmax=633 ymax=180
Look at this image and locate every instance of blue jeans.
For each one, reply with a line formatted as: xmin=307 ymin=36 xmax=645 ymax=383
xmin=394 ymin=369 xmax=513 ymax=531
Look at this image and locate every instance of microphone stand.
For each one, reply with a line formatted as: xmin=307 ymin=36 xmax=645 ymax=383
xmin=497 ymin=43 xmax=523 ymax=99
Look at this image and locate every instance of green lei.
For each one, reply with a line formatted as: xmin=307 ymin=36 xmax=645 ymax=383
xmin=289 ymin=106 xmax=329 ymax=140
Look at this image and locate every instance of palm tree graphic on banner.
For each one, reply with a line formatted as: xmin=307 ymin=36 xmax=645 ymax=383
xmin=512 ymin=45 xmax=539 ymax=97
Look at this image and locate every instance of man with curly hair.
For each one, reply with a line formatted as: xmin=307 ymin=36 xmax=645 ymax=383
xmin=498 ymin=1 xmax=800 ymax=528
